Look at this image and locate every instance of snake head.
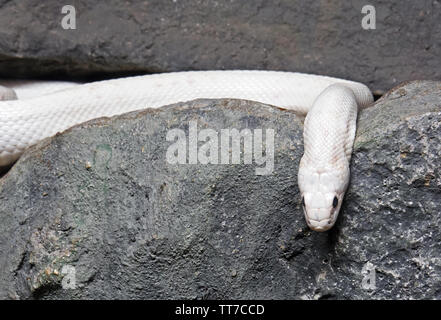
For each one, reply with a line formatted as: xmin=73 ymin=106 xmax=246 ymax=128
xmin=298 ymin=160 xmax=350 ymax=232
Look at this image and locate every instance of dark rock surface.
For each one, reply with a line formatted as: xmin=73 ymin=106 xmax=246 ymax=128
xmin=0 ymin=81 xmax=440 ymax=299
xmin=0 ymin=0 xmax=440 ymax=93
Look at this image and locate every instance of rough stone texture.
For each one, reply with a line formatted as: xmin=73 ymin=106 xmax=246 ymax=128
xmin=0 ymin=81 xmax=440 ymax=299
xmin=0 ymin=0 xmax=440 ymax=94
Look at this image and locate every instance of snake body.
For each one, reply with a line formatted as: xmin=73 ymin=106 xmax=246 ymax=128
xmin=0 ymin=71 xmax=373 ymax=231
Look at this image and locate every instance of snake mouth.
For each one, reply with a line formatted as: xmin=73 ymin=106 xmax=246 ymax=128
xmin=301 ymin=192 xmax=342 ymax=232
xmin=306 ymin=217 xmax=334 ymax=232
xmin=303 ymin=207 xmax=336 ymax=231
xmin=303 ymin=207 xmax=335 ymax=231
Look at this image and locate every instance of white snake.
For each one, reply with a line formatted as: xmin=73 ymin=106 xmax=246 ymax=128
xmin=0 ymin=71 xmax=373 ymax=231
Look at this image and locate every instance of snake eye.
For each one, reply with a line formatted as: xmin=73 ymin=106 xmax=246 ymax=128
xmin=332 ymin=196 xmax=338 ymax=208
xmin=302 ymin=196 xmax=305 ymax=207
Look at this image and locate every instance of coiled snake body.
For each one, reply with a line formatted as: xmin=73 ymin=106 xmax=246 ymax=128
xmin=0 ymin=71 xmax=373 ymax=231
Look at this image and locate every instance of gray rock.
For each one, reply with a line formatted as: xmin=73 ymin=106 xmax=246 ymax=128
xmin=0 ymin=0 xmax=440 ymax=93
xmin=0 ymin=81 xmax=440 ymax=299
